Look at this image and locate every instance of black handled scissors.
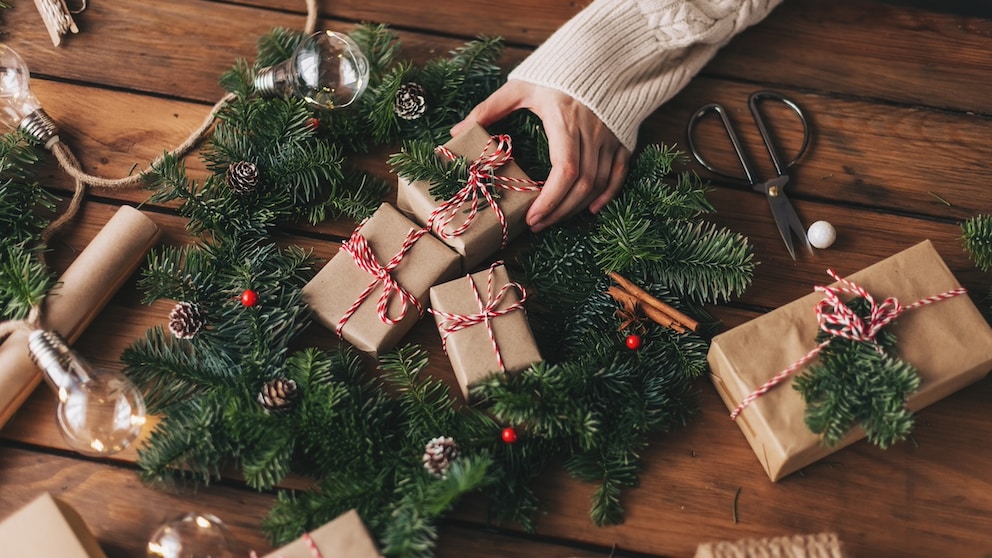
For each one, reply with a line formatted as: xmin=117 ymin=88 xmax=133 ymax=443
xmin=686 ymin=91 xmax=813 ymax=260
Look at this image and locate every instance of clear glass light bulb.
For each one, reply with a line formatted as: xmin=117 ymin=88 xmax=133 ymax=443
xmin=146 ymin=512 xmax=234 ymax=558
xmin=253 ymin=30 xmax=369 ymax=109
xmin=28 ymin=330 xmax=147 ymax=457
xmin=0 ymin=43 xmax=59 ymax=146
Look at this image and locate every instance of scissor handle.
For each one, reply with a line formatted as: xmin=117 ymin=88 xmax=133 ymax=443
xmin=686 ymin=103 xmax=761 ymax=184
xmin=748 ymin=91 xmax=811 ymax=176
xmin=686 ymin=92 xmax=811 ymax=184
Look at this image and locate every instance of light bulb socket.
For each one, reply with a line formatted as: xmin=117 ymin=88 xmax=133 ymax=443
xmin=253 ymin=66 xmax=281 ymax=98
xmin=27 ymin=329 xmax=73 ymax=373
xmin=19 ymin=109 xmax=59 ymax=148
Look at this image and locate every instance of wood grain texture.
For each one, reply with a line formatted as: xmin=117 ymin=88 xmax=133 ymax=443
xmin=1 ymin=1 xmax=991 ymax=557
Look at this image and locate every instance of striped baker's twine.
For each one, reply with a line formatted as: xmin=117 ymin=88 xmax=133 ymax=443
xmin=335 ymin=225 xmax=428 ymax=338
xmin=250 ymin=532 xmax=323 ymax=558
xmin=429 ymin=135 xmax=543 ymax=249
xmin=429 ymin=262 xmax=527 ymax=373
xmin=730 ymin=268 xmax=966 ymax=420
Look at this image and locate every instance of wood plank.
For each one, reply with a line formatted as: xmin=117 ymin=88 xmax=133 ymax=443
xmin=226 ymin=0 xmax=583 ymax=47
xmin=705 ymin=0 xmax=992 ymax=113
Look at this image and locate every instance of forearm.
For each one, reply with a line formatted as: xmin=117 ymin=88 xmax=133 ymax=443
xmin=508 ymin=0 xmax=783 ymax=151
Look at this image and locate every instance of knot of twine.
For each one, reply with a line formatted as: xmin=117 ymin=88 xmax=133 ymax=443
xmin=730 ymin=268 xmax=966 ymax=420
xmin=429 ymin=262 xmax=527 ymax=373
xmin=335 ymin=226 xmax=428 ymax=338
xmin=428 ymin=135 xmax=543 ymax=249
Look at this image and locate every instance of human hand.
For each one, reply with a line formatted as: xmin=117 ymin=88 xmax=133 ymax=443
xmin=451 ymin=80 xmax=631 ymax=233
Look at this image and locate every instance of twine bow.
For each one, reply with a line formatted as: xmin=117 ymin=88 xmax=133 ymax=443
xmin=335 ymin=226 xmax=428 ymax=338
xmin=428 ymin=135 xmax=543 ymax=249
xmin=429 ymin=262 xmax=527 ymax=373
xmin=730 ymin=268 xmax=966 ymax=420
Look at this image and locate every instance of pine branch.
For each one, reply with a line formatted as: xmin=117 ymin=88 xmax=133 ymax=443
xmin=379 ymin=345 xmax=457 ymax=436
xmin=793 ymin=298 xmax=921 ymax=448
xmin=0 ymin=243 xmax=57 ymax=320
xmin=962 ymin=214 xmax=992 ymax=272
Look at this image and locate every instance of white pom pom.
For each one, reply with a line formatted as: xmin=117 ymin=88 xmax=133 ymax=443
xmin=807 ymin=220 xmax=836 ymax=249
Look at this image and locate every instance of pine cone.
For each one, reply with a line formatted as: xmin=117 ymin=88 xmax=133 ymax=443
xmin=422 ymin=436 xmax=459 ymax=478
xmin=257 ymin=378 xmax=300 ymax=413
xmin=394 ymin=82 xmax=427 ymax=121
xmin=225 ymin=161 xmax=259 ymax=195
xmin=168 ymin=301 xmax=206 ymax=339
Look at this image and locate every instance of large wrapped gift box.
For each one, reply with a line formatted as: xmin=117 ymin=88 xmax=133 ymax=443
xmin=260 ymin=509 xmax=379 ymax=558
xmin=0 ymin=493 xmax=107 ymax=557
xmin=303 ymin=203 xmax=460 ymax=357
xmin=429 ymin=263 xmax=541 ymax=401
xmin=708 ymin=240 xmax=992 ymax=481
xmin=397 ymin=122 xmax=541 ymax=271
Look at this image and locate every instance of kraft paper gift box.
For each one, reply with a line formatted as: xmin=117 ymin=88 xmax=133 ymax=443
xmin=396 ymin=122 xmax=541 ymax=272
xmin=259 ymin=510 xmax=379 ymax=558
xmin=0 ymin=493 xmax=107 ymax=557
xmin=303 ymin=203 xmax=459 ymax=357
xmin=429 ymin=263 xmax=542 ymax=401
xmin=708 ymin=240 xmax=992 ymax=481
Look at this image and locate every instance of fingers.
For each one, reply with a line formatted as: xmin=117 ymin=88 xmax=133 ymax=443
xmin=451 ymin=82 xmax=523 ymax=137
xmin=589 ymin=147 xmax=631 ymax=214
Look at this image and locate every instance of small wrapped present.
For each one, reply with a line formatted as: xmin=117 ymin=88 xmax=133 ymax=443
xmin=396 ymin=123 xmax=543 ymax=271
xmin=303 ymin=203 xmax=460 ymax=357
xmin=258 ymin=509 xmax=379 ymax=558
xmin=429 ymin=262 xmax=542 ymax=400
xmin=0 ymin=493 xmax=107 ymax=557
xmin=708 ymin=240 xmax=992 ymax=481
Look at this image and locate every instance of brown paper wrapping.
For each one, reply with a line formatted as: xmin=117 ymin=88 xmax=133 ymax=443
xmin=260 ymin=510 xmax=379 ymax=558
xmin=0 ymin=493 xmax=108 ymax=557
xmin=708 ymin=241 xmax=992 ymax=481
xmin=396 ymin=122 xmax=540 ymax=272
xmin=0 ymin=205 xmax=161 ymax=428
xmin=429 ymin=264 xmax=541 ymax=401
xmin=303 ymin=203 xmax=460 ymax=357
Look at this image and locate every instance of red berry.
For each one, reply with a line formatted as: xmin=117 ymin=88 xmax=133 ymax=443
xmin=500 ymin=427 xmax=518 ymax=444
xmin=240 ymin=289 xmax=259 ymax=307
xmin=625 ymin=334 xmax=642 ymax=350
xmin=306 ymin=117 xmax=320 ymax=131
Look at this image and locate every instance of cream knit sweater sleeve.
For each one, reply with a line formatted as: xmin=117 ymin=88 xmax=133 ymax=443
xmin=508 ymin=0 xmax=783 ymax=151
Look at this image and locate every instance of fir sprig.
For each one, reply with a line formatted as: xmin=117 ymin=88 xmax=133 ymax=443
xmin=792 ymin=297 xmax=921 ymax=448
xmin=962 ymin=214 xmax=992 ymax=272
xmin=0 ymin=132 xmax=54 ymax=321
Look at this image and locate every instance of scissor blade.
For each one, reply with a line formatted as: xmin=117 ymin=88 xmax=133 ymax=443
xmin=767 ymin=192 xmax=813 ymax=260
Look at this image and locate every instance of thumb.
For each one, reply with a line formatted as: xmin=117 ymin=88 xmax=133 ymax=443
xmin=451 ymin=81 xmax=524 ymax=136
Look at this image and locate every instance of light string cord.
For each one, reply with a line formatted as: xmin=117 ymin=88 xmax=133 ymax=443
xmin=0 ymin=0 xmax=318 ymax=343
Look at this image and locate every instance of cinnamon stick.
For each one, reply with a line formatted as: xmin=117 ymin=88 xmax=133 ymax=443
xmin=608 ymin=271 xmax=699 ymax=332
xmin=606 ymin=286 xmax=686 ymax=334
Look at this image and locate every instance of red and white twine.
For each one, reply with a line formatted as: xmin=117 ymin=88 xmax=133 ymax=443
xmin=429 ymin=262 xmax=528 ymax=373
xmin=730 ymin=268 xmax=966 ymax=420
xmin=335 ymin=225 xmax=428 ymax=338
xmin=428 ymin=134 xmax=543 ymax=249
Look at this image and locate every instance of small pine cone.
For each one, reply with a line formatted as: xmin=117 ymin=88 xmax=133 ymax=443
xmin=422 ymin=436 xmax=459 ymax=478
xmin=393 ymin=82 xmax=427 ymax=121
xmin=257 ymin=378 xmax=300 ymax=413
xmin=225 ymin=161 xmax=259 ymax=195
xmin=168 ymin=301 xmax=206 ymax=340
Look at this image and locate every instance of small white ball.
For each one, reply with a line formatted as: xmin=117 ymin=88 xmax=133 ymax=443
xmin=807 ymin=220 xmax=837 ymax=250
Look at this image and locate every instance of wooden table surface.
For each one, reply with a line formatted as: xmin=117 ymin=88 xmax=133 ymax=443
xmin=1 ymin=1 xmax=991 ymax=557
